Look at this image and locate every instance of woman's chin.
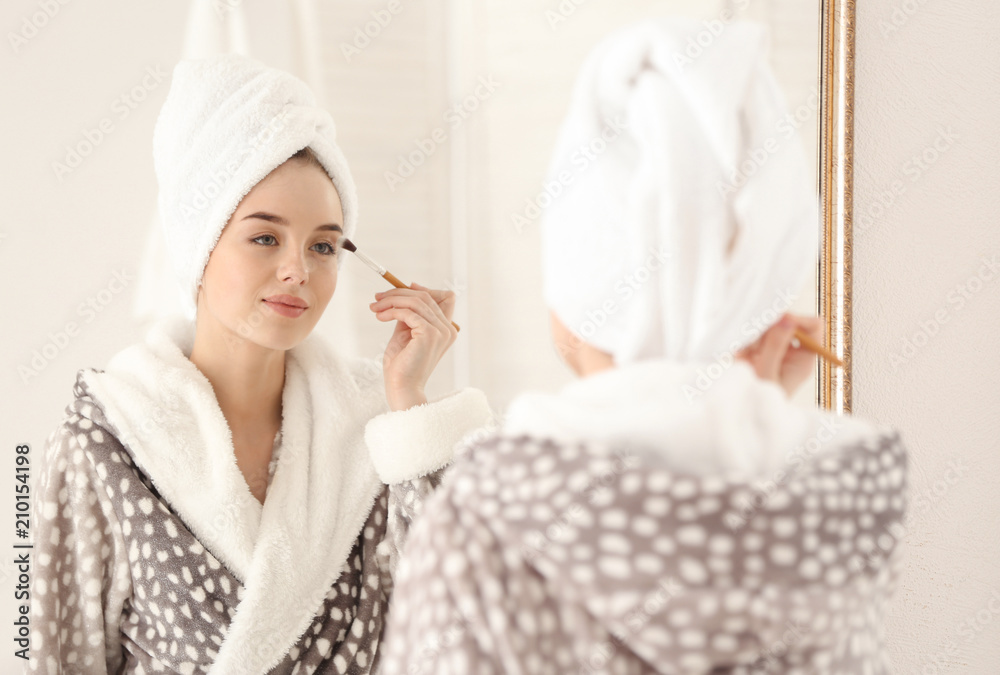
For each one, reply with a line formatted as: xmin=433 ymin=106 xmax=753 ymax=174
xmin=259 ymin=322 xmax=314 ymax=350
xmin=220 ymin=316 xmax=313 ymax=353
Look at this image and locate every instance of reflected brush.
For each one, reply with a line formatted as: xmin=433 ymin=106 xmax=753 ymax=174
xmin=341 ymin=238 xmax=461 ymax=332
xmin=792 ymin=330 xmax=843 ymax=368
xmin=341 ymin=238 xmax=835 ymax=363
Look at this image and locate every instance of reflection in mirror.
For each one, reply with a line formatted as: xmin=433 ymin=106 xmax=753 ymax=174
xmin=308 ymin=0 xmax=822 ymax=410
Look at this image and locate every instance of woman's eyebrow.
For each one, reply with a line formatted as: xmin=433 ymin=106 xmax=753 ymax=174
xmin=241 ymin=211 xmax=343 ymax=233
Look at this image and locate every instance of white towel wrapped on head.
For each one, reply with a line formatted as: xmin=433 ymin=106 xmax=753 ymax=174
xmin=152 ymin=53 xmax=359 ymax=321
xmin=540 ymin=18 xmax=818 ymax=366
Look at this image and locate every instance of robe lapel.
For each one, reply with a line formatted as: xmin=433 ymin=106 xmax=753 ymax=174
xmin=81 ymin=318 xmax=263 ymax=583
xmin=209 ymin=333 xmax=386 ymax=674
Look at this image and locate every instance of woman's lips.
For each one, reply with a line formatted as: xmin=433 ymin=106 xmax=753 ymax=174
xmin=263 ymin=299 xmax=306 ymax=318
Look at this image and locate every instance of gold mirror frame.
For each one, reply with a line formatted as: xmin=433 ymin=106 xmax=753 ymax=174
xmin=818 ymin=0 xmax=855 ymax=413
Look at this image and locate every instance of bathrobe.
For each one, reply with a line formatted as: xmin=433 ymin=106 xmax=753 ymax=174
xmin=379 ymin=360 xmax=909 ymax=674
xmin=26 ymin=315 xmax=494 ymax=674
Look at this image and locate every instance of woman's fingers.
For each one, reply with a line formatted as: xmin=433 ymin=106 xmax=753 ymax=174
xmin=373 ymin=286 xmax=456 ymax=336
xmin=371 ymin=306 xmax=428 ymax=331
xmin=751 ymin=314 xmax=797 ymax=382
xmin=370 ymin=290 xmax=453 ymax=338
xmin=371 ymin=298 xmax=441 ymax=332
xmin=409 ymin=283 xmax=457 ymax=322
xmin=739 ymin=315 xmax=795 ymax=383
xmin=792 ymin=315 xmax=824 ymax=347
xmin=777 ymin=314 xmax=821 ymax=397
xmin=736 ymin=313 xmax=824 ymax=398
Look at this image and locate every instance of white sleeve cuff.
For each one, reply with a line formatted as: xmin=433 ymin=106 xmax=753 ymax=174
xmin=365 ymin=387 xmax=494 ymax=484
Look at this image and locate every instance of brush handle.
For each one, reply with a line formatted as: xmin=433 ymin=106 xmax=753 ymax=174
xmin=382 ymin=272 xmax=462 ymax=333
xmin=793 ymin=329 xmax=843 ymax=368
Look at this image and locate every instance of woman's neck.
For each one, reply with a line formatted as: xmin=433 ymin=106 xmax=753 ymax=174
xmin=188 ymin=318 xmax=285 ymax=431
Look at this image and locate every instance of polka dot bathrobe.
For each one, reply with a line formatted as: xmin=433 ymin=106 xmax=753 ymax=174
xmin=26 ymin=316 xmax=495 ymax=674
xmin=380 ymin=428 xmax=909 ymax=674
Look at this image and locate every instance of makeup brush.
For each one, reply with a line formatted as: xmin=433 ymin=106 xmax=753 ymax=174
xmin=792 ymin=329 xmax=844 ymax=368
xmin=341 ymin=238 xmax=461 ymax=332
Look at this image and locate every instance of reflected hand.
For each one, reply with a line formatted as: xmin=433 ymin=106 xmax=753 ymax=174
xmin=736 ymin=313 xmax=823 ymax=398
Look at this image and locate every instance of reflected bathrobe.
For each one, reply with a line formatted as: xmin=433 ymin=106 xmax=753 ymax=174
xmin=380 ymin=360 xmax=910 ymax=674
xmin=26 ymin=316 xmax=494 ymax=674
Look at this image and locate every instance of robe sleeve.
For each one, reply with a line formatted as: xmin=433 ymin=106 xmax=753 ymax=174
xmin=364 ymin=387 xmax=496 ymax=589
xmin=27 ymin=417 xmax=133 ymax=674
xmin=364 ymin=387 xmax=494 ymax=484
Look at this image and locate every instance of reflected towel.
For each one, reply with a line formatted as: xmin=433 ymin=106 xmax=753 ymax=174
xmin=540 ymin=18 xmax=818 ymax=366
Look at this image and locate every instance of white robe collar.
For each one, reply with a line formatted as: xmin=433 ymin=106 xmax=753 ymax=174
xmin=80 ymin=314 xmax=388 ymax=674
xmin=502 ymin=359 xmax=885 ymax=479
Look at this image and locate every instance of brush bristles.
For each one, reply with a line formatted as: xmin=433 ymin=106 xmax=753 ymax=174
xmin=341 ymin=238 xmax=387 ymax=275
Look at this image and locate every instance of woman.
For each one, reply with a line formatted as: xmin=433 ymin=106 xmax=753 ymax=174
xmin=379 ymin=19 xmax=909 ymax=674
xmin=28 ymin=54 xmax=493 ymax=673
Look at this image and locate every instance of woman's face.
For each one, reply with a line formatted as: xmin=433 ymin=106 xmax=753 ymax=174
xmin=196 ymin=158 xmax=344 ymax=352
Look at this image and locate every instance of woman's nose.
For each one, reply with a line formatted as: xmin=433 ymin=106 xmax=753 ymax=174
xmin=278 ymin=248 xmax=310 ymax=284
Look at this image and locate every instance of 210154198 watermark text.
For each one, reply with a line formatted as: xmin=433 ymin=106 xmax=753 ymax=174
xmin=14 ymin=443 xmax=33 ymax=660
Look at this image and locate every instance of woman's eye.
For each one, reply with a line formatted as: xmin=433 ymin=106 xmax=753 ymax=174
xmin=251 ymin=235 xmax=337 ymax=255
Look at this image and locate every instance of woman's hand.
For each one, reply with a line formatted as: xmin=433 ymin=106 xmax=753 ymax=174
xmin=369 ymin=282 xmax=458 ymax=411
xmin=736 ymin=313 xmax=823 ymax=398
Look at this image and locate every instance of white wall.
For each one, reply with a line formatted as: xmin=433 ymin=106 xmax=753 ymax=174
xmin=854 ymin=1 xmax=1000 ymax=672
